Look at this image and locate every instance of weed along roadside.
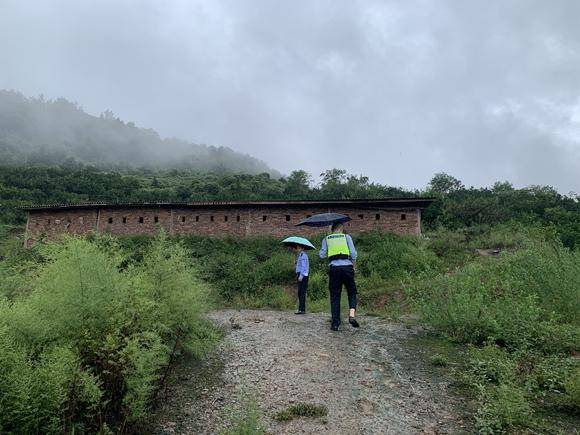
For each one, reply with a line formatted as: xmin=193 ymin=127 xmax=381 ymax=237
xmin=1 ymin=224 xmax=579 ymax=433
xmin=274 ymin=403 xmax=329 ymax=422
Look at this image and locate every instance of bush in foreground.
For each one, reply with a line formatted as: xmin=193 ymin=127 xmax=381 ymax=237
xmin=0 ymin=234 xmax=218 ymax=433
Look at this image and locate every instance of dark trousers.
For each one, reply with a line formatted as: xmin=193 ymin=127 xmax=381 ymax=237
xmin=297 ymin=275 xmax=308 ymax=312
xmin=329 ymin=266 xmax=357 ymax=327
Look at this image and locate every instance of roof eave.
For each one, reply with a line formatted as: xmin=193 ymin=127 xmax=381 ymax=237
xmin=21 ymin=197 xmax=435 ymax=212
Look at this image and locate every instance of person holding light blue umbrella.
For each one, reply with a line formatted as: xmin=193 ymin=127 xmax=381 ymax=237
xmin=281 ymin=236 xmax=315 ymax=314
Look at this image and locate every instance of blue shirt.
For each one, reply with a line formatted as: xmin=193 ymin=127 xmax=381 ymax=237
xmin=295 ymin=251 xmax=309 ymax=278
xmin=319 ymin=234 xmax=357 ymax=266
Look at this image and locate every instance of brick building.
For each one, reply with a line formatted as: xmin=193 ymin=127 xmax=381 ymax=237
xmin=23 ymin=198 xmax=434 ymax=247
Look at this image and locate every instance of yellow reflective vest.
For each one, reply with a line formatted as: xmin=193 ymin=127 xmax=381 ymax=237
xmin=326 ymin=233 xmax=351 ymax=260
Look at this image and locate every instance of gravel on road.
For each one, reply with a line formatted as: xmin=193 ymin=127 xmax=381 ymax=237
xmin=151 ymin=310 xmax=470 ymax=435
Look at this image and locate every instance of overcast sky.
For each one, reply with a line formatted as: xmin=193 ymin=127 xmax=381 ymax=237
xmin=1 ymin=0 xmax=580 ymax=192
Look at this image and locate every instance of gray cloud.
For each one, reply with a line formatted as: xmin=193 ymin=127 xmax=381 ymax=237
xmin=1 ymin=0 xmax=579 ymax=192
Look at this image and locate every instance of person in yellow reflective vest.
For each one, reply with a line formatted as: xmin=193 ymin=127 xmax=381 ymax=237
xmin=319 ymin=221 xmax=359 ymax=331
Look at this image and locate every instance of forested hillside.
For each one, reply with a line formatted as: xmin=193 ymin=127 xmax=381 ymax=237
xmin=0 ymin=90 xmax=276 ymax=175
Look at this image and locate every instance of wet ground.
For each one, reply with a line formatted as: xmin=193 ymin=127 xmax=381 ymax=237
xmin=150 ymin=310 xmax=471 ymax=434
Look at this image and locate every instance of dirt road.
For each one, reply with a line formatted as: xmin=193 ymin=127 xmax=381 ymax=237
xmin=151 ymin=310 xmax=470 ymax=434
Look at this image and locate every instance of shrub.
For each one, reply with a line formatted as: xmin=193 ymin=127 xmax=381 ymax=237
xmin=233 ymin=285 xmax=294 ymax=310
xmin=176 ymin=236 xmax=296 ymax=301
xmin=565 ymin=368 xmax=580 ymax=411
xmin=255 ymin=252 xmax=296 ymax=287
xmin=425 ymin=227 xmax=470 ymax=265
xmin=529 ymin=354 xmax=577 ymax=396
xmin=201 ymin=252 xmax=259 ymax=299
xmin=469 ymin=223 xmax=536 ymax=250
xmin=0 ymin=327 xmax=102 ymax=433
xmin=413 ymin=237 xmax=580 ymax=432
xmin=410 ymin=240 xmax=580 ymax=352
xmin=306 ymin=270 xmax=327 ymax=301
xmin=0 ymin=233 xmax=43 ymax=300
xmin=356 ymin=232 xmax=441 ymax=280
xmin=466 ymin=345 xmax=517 ymax=386
xmin=0 ymin=234 xmax=218 ymax=432
xmin=429 ymin=353 xmax=449 ymax=367
xmin=475 ymin=384 xmax=532 ymax=434
xmin=409 ymin=264 xmax=498 ymax=344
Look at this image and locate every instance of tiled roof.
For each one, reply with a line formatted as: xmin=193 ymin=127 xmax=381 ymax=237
xmin=22 ymin=197 xmax=434 ymax=211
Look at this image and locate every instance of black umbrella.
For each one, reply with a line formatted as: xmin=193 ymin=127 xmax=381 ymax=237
xmin=296 ymin=212 xmax=351 ymax=227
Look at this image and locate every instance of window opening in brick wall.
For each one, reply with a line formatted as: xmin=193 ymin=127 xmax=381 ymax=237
xmin=286 ymin=215 xmax=291 ymax=221
xmin=181 ymin=216 xmax=185 ymax=223
xmin=401 ymin=213 xmax=406 ymax=220
xmin=224 ymin=216 xmax=228 ymax=222
xmin=236 ymin=215 xmax=240 ymax=222
xmin=123 ymin=217 xmax=127 ymax=224
xmin=210 ymin=216 xmax=214 ymax=222
xmin=139 ymin=217 xmax=144 ymax=223
xmin=108 ymin=217 xmax=113 ymax=224
xmin=154 ymin=216 xmax=159 ymax=223
xmin=196 ymin=216 xmax=199 ymax=222
xmin=358 ymin=214 xmax=364 ymax=219
xmin=47 ymin=219 xmax=51 ymax=224
xmin=263 ymin=215 xmax=267 ymax=221
xmin=375 ymin=214 xmax=380 ymax=220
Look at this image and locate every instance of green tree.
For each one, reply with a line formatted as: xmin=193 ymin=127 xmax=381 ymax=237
xmin=283 ymin=170 xmax=312 ymax=199
xmin=319 ymin=169 xmax=348 ymax=198
xmin=428 ymin=173 xmax=464 ymax=194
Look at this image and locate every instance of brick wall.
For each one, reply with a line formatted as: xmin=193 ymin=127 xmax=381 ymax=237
xmin=25 ymin=209 xmax=98 ymax=247
xmin=25 ymin=205 xmax=421 ymax=246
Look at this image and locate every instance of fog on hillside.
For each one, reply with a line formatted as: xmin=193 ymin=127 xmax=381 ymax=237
xmin=0 ymin=90 xmax=277 ymax=176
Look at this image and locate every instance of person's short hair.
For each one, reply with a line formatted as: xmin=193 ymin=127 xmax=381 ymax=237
xmin=331 ymin=221 xmax=344 ymax=232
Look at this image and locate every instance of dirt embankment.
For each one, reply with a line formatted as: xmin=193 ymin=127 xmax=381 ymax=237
xmin=151 ymin=310 xmax=471 ymax=434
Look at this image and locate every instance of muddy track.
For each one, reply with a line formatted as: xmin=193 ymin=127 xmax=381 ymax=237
xmin=151 ymin=310 xmax=470 ymax=434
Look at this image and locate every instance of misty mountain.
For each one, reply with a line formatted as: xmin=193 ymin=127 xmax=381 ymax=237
xmin=0 ymin=90 xmax=278 ymax=175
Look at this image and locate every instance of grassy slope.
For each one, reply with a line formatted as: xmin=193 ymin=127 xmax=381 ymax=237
xmin=1 ymin=225 xmax=578 ymax=433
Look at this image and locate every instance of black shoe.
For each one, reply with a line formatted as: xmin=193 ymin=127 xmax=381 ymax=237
xmin=294 ymin=310 xmax=305 ymax=315
xmin=349 ymin=317 xmax=360 ymax=328
xmin=330 ymin=324 xmax=340 ymax=331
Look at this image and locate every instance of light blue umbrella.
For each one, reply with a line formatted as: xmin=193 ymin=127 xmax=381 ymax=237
xmin=281 ymin=236 xmax=316 ymax=250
